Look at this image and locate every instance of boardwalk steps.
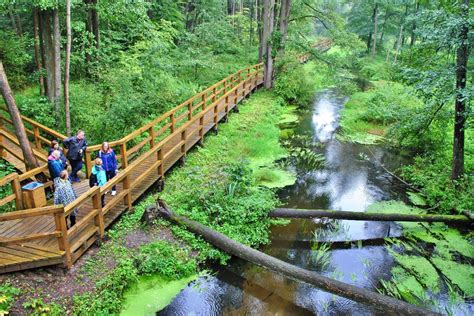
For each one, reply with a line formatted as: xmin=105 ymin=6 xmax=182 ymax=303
xmin=0 ymin=64 xmax=263 ymax=273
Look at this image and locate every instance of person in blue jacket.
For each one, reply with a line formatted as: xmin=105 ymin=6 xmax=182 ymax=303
xmin=48 ymin=150 xmax=64 ymax=188
xmin=91 ymin=157 xmax=107 ymax=207
xmin=98 ymin=142 xmax=118 ymax=196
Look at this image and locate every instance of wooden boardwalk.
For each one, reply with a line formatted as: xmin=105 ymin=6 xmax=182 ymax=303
xmin=0 ymin=64 xmax=263 ymax=273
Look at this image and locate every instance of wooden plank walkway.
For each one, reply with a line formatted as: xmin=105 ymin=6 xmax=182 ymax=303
xmin=0 ymin=64 xmax=263 ymax=273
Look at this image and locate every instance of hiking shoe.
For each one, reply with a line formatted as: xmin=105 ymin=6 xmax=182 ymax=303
xmin=111 ymin=190 xmax=117 ymax=196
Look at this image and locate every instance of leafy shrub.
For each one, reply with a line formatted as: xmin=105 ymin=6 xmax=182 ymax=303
xmin=136 ymin=241 xmax=197 ymax=278
xmin=274 ymin=57 xmax=317 ymax=106
xmin=0 ymin=283 xmax=20 ymax=315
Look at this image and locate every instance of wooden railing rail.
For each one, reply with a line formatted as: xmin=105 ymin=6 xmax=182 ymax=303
xmin=64 ymin=186 xmax=104 ymax=263
xmin=84 ymin=63 xmax=263 ymax=176
xmin=0 ymin=172 xmax=22 ymax=210
xmin=0 ymin=205 xmax=71 ymax=267
xmin=0 ymin=129 xmax=48 ymax=163
xmin=0 ymin=63 xmax=263 ymax=271
xmin=0 ymin=108 xmax=67 ymax=154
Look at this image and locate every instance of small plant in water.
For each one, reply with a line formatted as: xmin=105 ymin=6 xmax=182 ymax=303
xmin=310 ymin=231 xmax=332 ymax=271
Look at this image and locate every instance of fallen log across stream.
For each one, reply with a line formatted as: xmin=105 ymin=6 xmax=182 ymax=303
xmin=154 ymin=200 xmax=440 ymax=316
xmin=270 ymin=208 xmax=473 ymax=224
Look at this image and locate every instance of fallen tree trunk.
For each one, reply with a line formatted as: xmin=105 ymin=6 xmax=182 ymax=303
xmin=155 ymin=200 xmax=439 ymax=316
xmin=270 ymin=208 xmax=472 ymax=224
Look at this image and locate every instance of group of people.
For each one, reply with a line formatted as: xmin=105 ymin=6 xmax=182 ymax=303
xmin=47 ymin=130 xmax=118 ymax=227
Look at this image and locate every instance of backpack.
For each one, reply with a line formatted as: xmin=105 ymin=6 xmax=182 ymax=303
xmin=89 ymin=172 xmax=98 ymax=187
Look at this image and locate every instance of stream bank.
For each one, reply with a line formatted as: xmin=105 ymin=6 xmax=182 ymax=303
xmin=159 ymin=88 xmax=473 ymax=315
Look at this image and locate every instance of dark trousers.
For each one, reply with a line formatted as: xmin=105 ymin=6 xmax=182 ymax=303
xmin=106 ymin=170 xmax=117 ymax=191
xmin=70 ymin=159 xmax=83 ymax=179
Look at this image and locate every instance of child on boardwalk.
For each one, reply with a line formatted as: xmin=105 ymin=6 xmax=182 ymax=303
xmin=91 ymin=157 xmax=107 ymax=207
xmin=98 ymin=142 xmax=118 ymax=196
xmin=54 ymin=170 xmax=78 ymax=228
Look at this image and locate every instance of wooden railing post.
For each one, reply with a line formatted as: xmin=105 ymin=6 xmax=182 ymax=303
xmin=157 ymin=148 xmax=164 ymax=178
xmin=11 ymin=174 xmax=23 ymax=210
xmin=123 ymin=175 xmax=132 ymax=211
xmin=92 ymin=188 xmax=105 ymax=238
xmin=54 ymin=209 xmax=72 ymax=268
xmin=181 ymin=130 xmax=187 ymax=156
xmin=85 ymin=151 xmax=92 ymax=177
xmin=212 ymin=87 xmax=217 ymax=103
xmin=33 ymin=126 xmax=42 ymax=150
xmin=0 ymin=121 xmax=3 ymax=159
xmin=170 ymin=113 xmax=175 ymax=133
xmin=148 ymin=126 xmax=155 ymax=148
xmin=202 ymin=94 xmax=207 ymax=110
xmin=120 ymin=143 xmax=128 ymax=168
xmin=224 ymin=80 xmax=228 ymax=94
xmin=188 ymin=103 xmax=193 ymax=121
xmin=199 ymin=115 xmax=204 ymax=142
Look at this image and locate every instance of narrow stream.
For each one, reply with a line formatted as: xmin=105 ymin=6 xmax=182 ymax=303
xmin=158 ymin=89 xmax=411 ymax=315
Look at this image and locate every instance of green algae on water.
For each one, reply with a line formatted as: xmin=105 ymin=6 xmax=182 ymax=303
xmin=120 ymin=274 xmax=197 ymax=316
xmin=431 ymin=258 xmax=474 ymax=297
xmin=254 ymin=167 xmax=296 ymax=188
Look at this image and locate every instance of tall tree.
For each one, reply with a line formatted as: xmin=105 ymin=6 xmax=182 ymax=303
xmin=371 ymin=2 xmax=378 ymax=57
xmin=262 ymin=0 xmax=275 ymax=88
xmin=410 ymin=0 xmax=420 ymax=47
xmin=37 ymin=7 xmax=61 ymax=111
xmin=451 ymin=0 xmax=469 ymax=180
xmin=277 ymin=0 xmax=291 ymax=57
xmin=52 ymin=9 xmax=61 ymax=114
xmin=64 ymin=0 xmax=72 ymax=136
xmin=0 ymin=62 xmax=39 ymax=170
xmin=33 ymin=8 xmax=45 ymax=96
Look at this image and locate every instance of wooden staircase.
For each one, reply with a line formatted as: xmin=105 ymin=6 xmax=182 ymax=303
xmin=0 ymin=64 xmax=263 ymax=273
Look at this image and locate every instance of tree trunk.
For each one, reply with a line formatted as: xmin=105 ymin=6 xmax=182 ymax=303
xmin=8 ymin=9 xmax=20 ymax=36
xmin=64 ymin=0 xmax=72 ymax=136
xmin=371 ymin=2 xmax=378 ymax=57
xmin=0 ymin=63 xmax=40 ymax=171
xmin=270 ymin=208 xmax=472 ymax=224
xmin=401 ymin=4 xmax=409 ymax=46
xmin=33 ymin=8 xmax=44 ymax=96
xmin=154 ymin=201 xmax=439 ymax=316
xmin=277 ymin=0 xmax=291 ymax=57
xmin=257 ymin=0 xmax=263 ymax=62
xmin=366 ymin=31 xmax=372 ymax=53
xmin=39 ymin=10 xmax=55 ymax=103
xmin=273 ymin=0 xmax=280 ymax=29
xmin=52 ymin=9 xmax=62 ymax=114
xmin=451 ymin=0 xmax=469 ymax=180
xmin=262 ymin=0 xmax=274 ymax=89
xmin=410 ymin=1 xmax=419 ymax=47
xmin=393 ymin=24 xmax=403 ymax=63
xmin=38 ymin=9 xmax=48 ymax=97
xmin=379 ymin=8 xmax=389 ymax=47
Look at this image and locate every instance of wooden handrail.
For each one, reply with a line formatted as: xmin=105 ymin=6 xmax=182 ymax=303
xmin=64 ymin=186 xmax=99 ymax=216
xmin=0 ymin=205 xmax=63 ymax=221
xmin=0 ymin=231 xmax=62 ymax=246
xmin=0 ymin=63 xmax=263 ymax=271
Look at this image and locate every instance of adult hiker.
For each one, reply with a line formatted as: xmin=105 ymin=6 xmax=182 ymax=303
xmin=54 ymin=170 xmax=78 ymax=228
xmin=98 ymin=142 xmax=118 ymax=196
xmin=48 ymin=140 xmax=67 ymax=169
xmin=63 ymin=130 xmax=88 ymax=182
xmin=47 ymin=150 xmax=64 ymax=188
xmin=91 ymin=157 xmax=107 ymax=207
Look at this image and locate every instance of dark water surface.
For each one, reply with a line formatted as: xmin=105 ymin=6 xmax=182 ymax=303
xmin=157 ymin=89 xmax=415 ymax=315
